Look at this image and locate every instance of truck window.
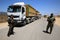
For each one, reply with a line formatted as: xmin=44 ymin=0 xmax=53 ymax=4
xmin=8 ymin=6 xmax=21 ymax=12
xmin=22 ymin=7 xmax=25 ymax=13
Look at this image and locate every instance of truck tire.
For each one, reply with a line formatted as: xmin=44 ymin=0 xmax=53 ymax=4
xmin=23 ymin=21 xmax=26 ymax=25
xmin=26 ymin=19 xmax=31 ymax=24
xmin=26 ymin=20 xmax=29 ymax=24
xmin=31 ymin=17 xmax=36 ymax=22
xmin=29 ymin=19 xmax=32 ymax=23
xmin=22 ymin=19 xmax=27 ymax=25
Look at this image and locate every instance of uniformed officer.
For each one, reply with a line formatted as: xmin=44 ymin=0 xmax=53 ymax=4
xmin=46 ymin=13 xmax=55 ymax=34
xmin=7 ymin=15 xmax=15 ymax=37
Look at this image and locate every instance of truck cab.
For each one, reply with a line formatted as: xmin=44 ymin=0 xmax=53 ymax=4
xmin=7 ymin=2 xmax=26 ymax=25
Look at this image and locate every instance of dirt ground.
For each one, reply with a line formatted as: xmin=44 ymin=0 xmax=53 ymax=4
xmin=55 ymin=17 xmax=60 ymax=26
xmin=0 ymin=22 xmax=8 ymax=29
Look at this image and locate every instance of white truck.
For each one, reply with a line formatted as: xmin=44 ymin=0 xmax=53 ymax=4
xmin=7 ymin=2 xmax=39 ymax=26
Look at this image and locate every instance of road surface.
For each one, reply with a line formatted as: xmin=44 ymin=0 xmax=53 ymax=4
xmin=0 ymin=18 xmax=60 ymax=40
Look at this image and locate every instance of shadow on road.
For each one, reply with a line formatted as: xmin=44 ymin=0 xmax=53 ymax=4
xmin=14 ymin=21 xmax=34 ymax=28
xmin=14 ymin=24 xmax=25 ymax=28
xmin=14 ymin=23 xmax=29 ymax=28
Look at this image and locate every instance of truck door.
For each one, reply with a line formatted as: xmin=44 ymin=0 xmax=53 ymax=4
xmin=22 ymin=7 xmax=26 ymax=20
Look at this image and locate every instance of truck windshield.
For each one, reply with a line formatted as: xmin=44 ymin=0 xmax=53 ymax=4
xmin=7 ymin=5 xmax=21 ymax=12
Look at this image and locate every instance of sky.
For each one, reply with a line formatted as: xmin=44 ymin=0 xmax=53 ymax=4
xmin=0 ymin=0 xmax=60 ymax=15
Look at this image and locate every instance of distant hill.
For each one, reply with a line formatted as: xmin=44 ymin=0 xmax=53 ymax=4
xmin=0 ymin=12 xmax=7 ymax=15
xmin=0 ymin=12 xmax=7 ymax=23
xmin=56 ymin=15 xmax=60 ymax=17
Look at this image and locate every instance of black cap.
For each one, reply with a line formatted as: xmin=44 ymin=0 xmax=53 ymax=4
xmin=51 ymin=13 xmax=53 ymax=15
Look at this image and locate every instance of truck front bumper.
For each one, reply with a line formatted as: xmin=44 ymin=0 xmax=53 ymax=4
xmin=8 ymin=19 xmax=22 ymax=24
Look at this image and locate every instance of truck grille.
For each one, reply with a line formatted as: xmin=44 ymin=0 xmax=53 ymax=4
xmin=8 ymin=16 xmax=19 ymax=18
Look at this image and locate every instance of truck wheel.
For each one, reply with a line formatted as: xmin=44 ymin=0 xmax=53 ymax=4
xmin=32 ymin=18 xmax=35 ymax=22
xmin=31 ymin=17 xmax=35 ymax=22
xmin=23 ymin=21 xmax=26 ymax=25
xmin=29 ymin=19 xmax=31 ymax=23
xmin=27 ymin=19 xmax=30 ymax=24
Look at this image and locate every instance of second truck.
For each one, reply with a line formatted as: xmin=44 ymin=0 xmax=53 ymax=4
xmin=7 ymin=2 xmax=40 ymax=26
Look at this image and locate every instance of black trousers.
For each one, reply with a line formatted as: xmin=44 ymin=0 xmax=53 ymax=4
xmin=8 ymin=24 xmax=14 ymax=34
xmin=46 ymin=23 xmax=54 ymax=33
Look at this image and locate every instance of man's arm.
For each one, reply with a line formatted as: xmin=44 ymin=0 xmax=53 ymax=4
xmin=47 ymin=17 xmax=50 ymax=21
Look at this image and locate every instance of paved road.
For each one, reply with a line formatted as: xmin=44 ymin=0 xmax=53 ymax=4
xmin=0 ymin=18 xmax=60 ymax=40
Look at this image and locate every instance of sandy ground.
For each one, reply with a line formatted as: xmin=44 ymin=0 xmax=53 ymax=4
xmin=0 ymin=22 xmax=8 ymax=29
xmin=55 ymin=17 xmax=60 ymax=26
xmin=0 ymin=17 xmax=60 ymax=29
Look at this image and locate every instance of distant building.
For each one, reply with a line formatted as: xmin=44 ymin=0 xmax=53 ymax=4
xmin=44 ymin=15 xmax=48 ymax=18
xmin=57 ymin=15 xmax=60 ymax=17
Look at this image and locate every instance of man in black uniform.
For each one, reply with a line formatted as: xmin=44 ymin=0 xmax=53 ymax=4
xmin=46 ymin=13 xmax=55 ymax=34
xmin=7 ymin=15 xmax=15 ymax=37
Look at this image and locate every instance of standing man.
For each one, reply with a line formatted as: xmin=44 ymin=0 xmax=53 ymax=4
xmin=46 ymin=13 xmax=55 ymax=34
xmin=7 ymin=15 xmax=15 ymax=37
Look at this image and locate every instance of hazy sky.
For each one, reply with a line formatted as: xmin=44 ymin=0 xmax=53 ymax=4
xmin=0 ymin=0 xmax=60 ymax=15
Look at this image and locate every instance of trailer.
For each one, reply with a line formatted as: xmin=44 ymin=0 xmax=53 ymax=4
xmin=7 ymin=2 xmax=40 ymax=26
